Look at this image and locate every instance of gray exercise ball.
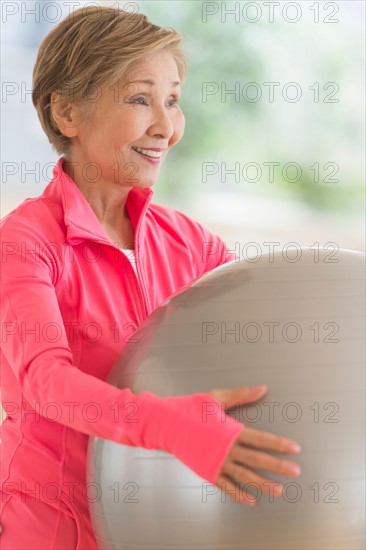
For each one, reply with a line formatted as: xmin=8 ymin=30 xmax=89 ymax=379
xmin=87 ymin=248 xmax=365 ymax=549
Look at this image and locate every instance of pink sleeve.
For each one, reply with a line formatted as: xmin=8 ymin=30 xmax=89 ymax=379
xmin=183 ymin=212 xmax=240 ymax=271
xmin=0 ymin=220 xmax=243 ymax=484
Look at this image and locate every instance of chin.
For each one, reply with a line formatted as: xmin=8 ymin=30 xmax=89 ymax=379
xmin=133 ymin=178 xmax=156 ymax=189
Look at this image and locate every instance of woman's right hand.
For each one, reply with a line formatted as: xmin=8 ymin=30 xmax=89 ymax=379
xmin=207 ymin=385 xmax=302 ymax=506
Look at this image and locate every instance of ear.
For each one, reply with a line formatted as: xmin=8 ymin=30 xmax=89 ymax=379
xmin=50 ymin=91 xmax=81 ymax=138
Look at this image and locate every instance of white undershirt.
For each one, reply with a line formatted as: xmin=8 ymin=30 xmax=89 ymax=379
xmin=121 ymin=248 xmax=137 ymax=273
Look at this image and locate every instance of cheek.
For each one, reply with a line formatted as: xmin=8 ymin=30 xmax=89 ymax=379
xmin=114 ymin=113 xmax=151 ymax=147
xmin=89 ymin=127 xmax=130 ymax=160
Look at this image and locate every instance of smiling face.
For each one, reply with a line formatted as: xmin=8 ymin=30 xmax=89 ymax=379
xmin=57 ymin=48 xmax=185 ymax=190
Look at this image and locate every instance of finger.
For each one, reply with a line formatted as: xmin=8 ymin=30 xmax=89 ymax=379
xmin=222 ymin=462 xmax=283 ymax=498
xmin=229 ymin=445 xmax=301 ymax=477
xmin=216 ymin=474 xmax=257 ymax=506
xmin=208 ymin=385 xmax=267 ymax=408
xmin=238 ymin=426 xmax=301 ymax=454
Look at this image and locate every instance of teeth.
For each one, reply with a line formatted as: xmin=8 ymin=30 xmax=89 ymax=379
xmin=132 ymin=147 xmax=162 ymax=158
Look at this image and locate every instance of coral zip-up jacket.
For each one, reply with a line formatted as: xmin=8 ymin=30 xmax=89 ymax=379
xmin=0 ymin=158 xmax=243 ymax=532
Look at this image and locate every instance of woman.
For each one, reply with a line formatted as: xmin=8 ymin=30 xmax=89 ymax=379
xmin=0 ymin=6 xmax=301 ymax=549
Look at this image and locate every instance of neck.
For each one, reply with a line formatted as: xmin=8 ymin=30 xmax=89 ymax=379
xmin=62 ymin=157 xmax=132 ymax=227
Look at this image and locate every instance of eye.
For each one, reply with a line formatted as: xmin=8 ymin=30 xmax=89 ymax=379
xmin=168 ymin=98 xmax=180 ymax=107
xmin=131 ymin=97 xmax=147 ymax=105
xmin=129 ymin=96 xmax=180 ymax=107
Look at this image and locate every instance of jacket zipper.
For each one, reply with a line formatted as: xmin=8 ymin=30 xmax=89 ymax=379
xmin=102 ymin=202 xmax=150 ymax=320
xmin=134 ymin=245 xmax=149 ymax=318
xmin=107 ymin=244 xmax=149 ymax=322
xmin=81 ymin=197 xmax=151 ymax=322
xmin=133 ymin=197 xmax=151 ymax=319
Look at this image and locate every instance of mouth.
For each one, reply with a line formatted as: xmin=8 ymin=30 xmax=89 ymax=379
xmin=131 ymin=146 xmax=164 ymax=164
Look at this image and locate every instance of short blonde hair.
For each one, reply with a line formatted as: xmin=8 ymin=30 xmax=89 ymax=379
xmin=32 ymin=5 xmax=188 ymax=158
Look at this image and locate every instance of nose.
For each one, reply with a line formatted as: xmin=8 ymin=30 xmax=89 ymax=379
xmin=147 ymin=105 xmax=174 ymax=140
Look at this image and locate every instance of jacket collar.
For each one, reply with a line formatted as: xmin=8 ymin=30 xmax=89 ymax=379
xmin=42 ymin=157 xmax=154 ymax=245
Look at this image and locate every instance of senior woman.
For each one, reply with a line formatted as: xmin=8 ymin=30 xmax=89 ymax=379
xmin=0 ymin=6 xmax=301 ymax=549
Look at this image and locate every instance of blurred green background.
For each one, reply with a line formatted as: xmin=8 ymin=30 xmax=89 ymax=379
xmin=137 ymin=0 xmax=364 ymax=211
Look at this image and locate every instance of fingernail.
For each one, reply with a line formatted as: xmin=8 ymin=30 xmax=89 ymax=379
xmin=274 ymin=485 xmax=283 ymax=495
xmin=254 ymin=385 xmax=267 ymax=391
xmin=288 ymin=443 xmax=301 ymax=453
xmin=288 ymin=465 xmax=301 ymax=476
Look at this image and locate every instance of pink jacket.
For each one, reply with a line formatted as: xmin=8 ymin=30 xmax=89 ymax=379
xmin=0 ymin=158 xmax=243 ymax=542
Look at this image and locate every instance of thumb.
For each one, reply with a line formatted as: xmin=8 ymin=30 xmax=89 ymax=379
xmin=207 ymin=385 xmax=267 ymax=408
